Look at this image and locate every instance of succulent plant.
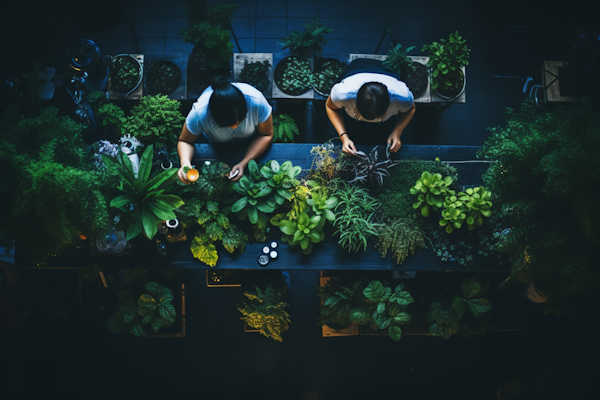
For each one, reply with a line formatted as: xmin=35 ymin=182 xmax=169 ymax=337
xmin=306 ymin=191 xmax=338 ymax=222
xmin=458 ymin=186 xmax=493 ymax=230
xmin=231 ymin=160 xmax=276 ymax=229
xmin=270 ymin=211 xmax=326 ymax=255
xmin=348 ymin=146 xmax=395 ymax=189
xmin=439 ymin=190 xmax=466 ymax=233
xmin=410 ymin=171 xmax=453 ymax=217
xmin=260 ymin=160 xmax=302 ymax=206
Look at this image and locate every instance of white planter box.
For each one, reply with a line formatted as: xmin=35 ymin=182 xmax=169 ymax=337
xmin=233 ymin=53 xmax=273 ymax=98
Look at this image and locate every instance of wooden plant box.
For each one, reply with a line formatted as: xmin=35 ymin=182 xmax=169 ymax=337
xmin=107 ymin=54 xmax=144 ymax=100
xmin=541 ymin=60 xmax=583 ymax=104
xmin=272 ymin=53 xmax=314 ymax=99
xmin=144 ymin=283 xmax=186 ymax=338
xmin=320 ymin=276 xmax=359 ymax=337
xmin=233 ymin=53 xmax=273 ymax=99
xmin=143 ymin=54 xmax=187 ymax=100
xmin=431 ymin=66 xmax=466 ymax=103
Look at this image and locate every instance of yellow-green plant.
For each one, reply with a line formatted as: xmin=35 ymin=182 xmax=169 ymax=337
xmin=237 ymin=284 xmax=290 ymax=342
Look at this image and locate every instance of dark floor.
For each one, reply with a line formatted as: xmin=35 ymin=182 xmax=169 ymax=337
xmin=2 ymin=0 xmax=600 ymax=399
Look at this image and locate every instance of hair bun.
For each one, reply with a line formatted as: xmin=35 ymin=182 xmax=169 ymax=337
xmin=210 ymin=76 xmax=230 ymax=90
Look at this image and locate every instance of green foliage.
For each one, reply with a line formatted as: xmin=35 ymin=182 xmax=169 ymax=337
xmin=347 ymin=146 xmax=395 ymax=189
xmin=237 ymin=284 xmax=291 ymax=342
xmin=183 ymin=0 xmax=237 ymax=28
xmin=438 ymin=190 xmax=466 ymax=233
xmin=354 ymin=281 xmax=414 ymax=341
xmin=312 ymin=59 xmax=346 ymax=95
xmin=272 ymin=114 xmax=300 ymax=143
xmin=478 ymin=98 xmax=600 ymax=307
xmin=278 ymin=57 xmax=313 ymax=94
xmin=107 ymin=272 xmax=177 ymax=336
xmin=306 ymin=190 xmax=338 ymax=222
xmin=280 ymin=17 xmax=333 ymax=56
xmin=376 ymin=216 xmax=427 ymax=264
xmin=122 ymin=95 xmax=186 ymax=149
xmin=260 ymin=160 xmax=302 ymax=205
xmin=110 ymin=56 xmax=141 ymax=93
xmin=309 ymin=142 xmax=345 ymax=188
xmin=181 ymin=21 xmax=234 ymax=69
xmin=458 ymin=186 xmax=493 ymax=231
xmin=0 ymin=107 xmax=113 ymax=265
xmin=383 ymin=44 xmax=419 ymax=78
xmin=422 ymin=31 xmax=470 ymax=91
xmin=410 ymin=171 xmax=453 ymax=217
xmin=317 ymin=274 xmax=366 ymax=328
xmin=175 ymin=162 xmax=232 ymax=202
xmin=271 ymin=211 xmax=326 ymax=255
xmin=239 ymin=60 xmax=271 ymax=93
xmin=103 ymin=145 xmax=184 ymax=240
xmin=333 ymin=182 xmax=381 ymax=252
xmin=98 ymin=103 xmax=126 ymax=135
xmin=426 ymin=278 xmax=492 ymax=339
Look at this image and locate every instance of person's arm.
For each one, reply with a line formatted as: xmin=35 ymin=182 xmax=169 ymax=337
xmin=229 ymin=114 xmax=274 ymax=181
xmin=176 ymin=122 xmax=199 ymax=183
xmin=326 ymin=95 xmax=357 ymax=155
xmin=387 ymin=103 xmax=416 ymax=153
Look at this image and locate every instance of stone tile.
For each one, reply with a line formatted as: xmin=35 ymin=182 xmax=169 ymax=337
xmin=125 ymin=0 xmax=166 ymax=17
xmin=256 ymin=17 xmax=287 ymax=38
xmin=287 ymin=0 xmax=318 ymax=18
xmin=256 ymin=38 xmax=283 ymax=52
xmin=234 ymin=38 xmax=256 ymax=53
xmin=165 ymin=16 xmax=186 ymax=38
xmin=127 ymin=16 xmax=166 ymax=38
xmin=231 ymin=17 xmax=256 ymax=38
xmin=165 ymin=38 xmax=194 ymax=55
xmin=256 ymin=0 xmax=286 ymax=17
xmin=349 ymin=18 xmax=398 ymax=41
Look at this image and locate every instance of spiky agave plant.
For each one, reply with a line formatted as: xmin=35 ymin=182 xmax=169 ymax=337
xmin=348 ymin=146 xmax=395 ymax=189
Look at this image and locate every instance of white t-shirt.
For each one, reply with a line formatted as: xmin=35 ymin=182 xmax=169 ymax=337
xmin=330 ymin=73 xmax=414 ymax=122
xmin=186 ymin=83 xmax=272 ymax=142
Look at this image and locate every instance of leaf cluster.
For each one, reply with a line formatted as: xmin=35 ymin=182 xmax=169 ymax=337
xmin=333 ymin=182 xmax=381 ymax=252
xmin=280 ymin=17 xmax=333 ymax=56
xmin=0 ymin=107 xmax=114 ymax=265
xmin=239 ymin=60 xmax=271 ymax=93
xmin=237 ymin=284 xmax=291 ymax=342
xmin=312 ymin=59 xmax=346 ymax=95
xmin=376 ymin=216 xmax=427 ymax=264
xmin=317 ymin=274 xmax=366 ymax=328
xmin=98 ymin=103 xmax=126 ymax=135
xmin=278 ymin=57 xmax=313 ymax=93
xmin=181 ymin=21 xmax=234 ymax=69
xmin=123 ymin=95 xmax=186 ymax=150
xmin=104 ymin=145 xmax=184 ymax=240
xmin=410 ymin=171 xmax=453 ymax=217
xmin=272 ymin=114 xmax=300 ymax=143
xmin=347 ymin=145 xmax=395 ymax=189
xmin=439 ymin=187 xmax=492 ymax=233
xmin=174 ymin=162 xmax=232 ymax=202
xmin=422 ymin=31 xmax=470 ymax=91
xmin=183 ymin=0 xmax=237 ymax=28
xmin=383 ymin=44 xmax=419 ymax=78
xmin=110 ymin=56 xmax=141 ymax=93
xmin=271 ymin=211 xmax=327 ymax=255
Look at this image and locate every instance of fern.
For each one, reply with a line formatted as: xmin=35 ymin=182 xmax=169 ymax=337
xmin=237 ymin=284 xmax=291 ymax=342
xmin=273 ymin=114 xmax=300 ymax=143
xmin=376 ymin=216 xmax=426 ymax=264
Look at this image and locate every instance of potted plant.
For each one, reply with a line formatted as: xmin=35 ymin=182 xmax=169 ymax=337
xmin=237 ymin=283 xmax=291 ymax=342
xmin=145 ymin=61 xmax=182 ymax=96
xmin=312 ymin=57 xmax=347 ymax=97
xmin=422 ymin=31 xmax=470 ymax=101
xmin=238 ymin=59 xmax=271 ymax=94
xmin=280 ymin=17 xmax=332 ymax=57
xmin=273 ymin=55 xmax=313 ymax=97
xmin=383 ymin=44 xmax=429 ymax=100
xmin=317 ymin=272 xmax=366 ymax=336
xmin=109 ymin=54 xmax=143 ymax=97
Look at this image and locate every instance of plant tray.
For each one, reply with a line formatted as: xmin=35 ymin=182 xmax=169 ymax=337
xmin=143 ymin=54 xmax=187 ymax=100
xmin=233 ymin=53 xmax=273 ymax=99
xmin=431 ymin=66 xmax=466 ymax=103
xmin=319 ymin=276 xmax=360 ymax=337
xmin=206 ymin=269 xmax=242 ymax=287
xmin=272 ymin=53 xmax=314 ymax=99
xmin=107 ymin=54 xmax=144 ymax=100
xmin=144 ymin=282 xmax=186 ymax=338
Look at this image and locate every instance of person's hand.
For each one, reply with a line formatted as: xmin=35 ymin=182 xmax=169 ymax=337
xmin=341 ymin=135 xmax=358 ymax=155
xmin=177 ymin=163 xmax=192 ymax=184
xmin=228 ymin=162 xmax=247 ymax=181
xmin=387 ymin=132 xmax=402 ymax=153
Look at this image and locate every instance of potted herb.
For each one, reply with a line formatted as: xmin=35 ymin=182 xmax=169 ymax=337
xmin=317 ymin=273 xmax=366 ymax=335
xmin=274 ymin=55 xmax=313 ymax=97
xmin=422 ymin=31 xmax=470 ymax=101
xmin=238 ymin=59 xmax=271 ymax=93
xmin=312 ymin=57 xmax=347 ymax=96
xmin=237 ymin=283 xmax=291 ymax=342
xmin=280 ymin=17 xmax=333 ymax=57
xmin=145 ymin=61 xmax=182 ymax=96
xmin=383 ymin=44 xmax=429 ymax=100
xmin=109 ymin=54 xmax=143 ymax=97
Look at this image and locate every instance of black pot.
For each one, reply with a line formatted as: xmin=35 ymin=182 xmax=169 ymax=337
xmin=274 ymin=56 xmax=312 ymax=96
xmin=145 ymin=60 xmax=182 ymax=96
xmin=434 ymin=69 xmax=466 ymax=101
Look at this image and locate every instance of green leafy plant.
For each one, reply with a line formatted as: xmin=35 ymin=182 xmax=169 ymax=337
xmin=347 ymin=146 xmax=395 ymax=189
xmin=183 ymin=0 xmax=237 ymax=28
xmin=98 ymin=103 xmax=126 ymax=135
xmin=333 ymin=182 xmax=381 ymax=252
xmin=237 ymin=283 xmax=290 ymax=342
xmin=458 ymin=186 xmax=493 ymax=230
xmin=231 ymin=160 xmax=276 ymax=229
xmin=110 ymin=56 xmax=141 ymax=93
xmin=272 ymin=114 xmax=300 ymax=143
xmin=306 ymin=190 xmax=338 ymax=222
xmin=452 ymin=278 xmax=493 ymax=319
xmin=410 ymin=171 xmax=453 ymax=217
xmin=351 ymin=281 xmax=414 ymax=341
xmin=276 ymin=56 xmax=313 ymax=95
xmin=312 ymin=59 xmax=346 ymax=95
xmin=438 ymin=190 xmax=466 ymax=233
xmin=175 ymin=162 xmax=232 ymax=202
xmin=239 ymin=60 xmax=271 ymax=93
xmin=260 ymin=160 xmax=302 ymax=205
xmin=280 ymin=17 xmax=333 ymax=56
xmin=271 ymin=211 xmax=326 ymax=255
xmin=384 ymin=44 xmax=418 ymax=77
xmin=317 ymin=274 xmax=366 ymax=328
xmin=181 ymin=21 xmax=234 ymax=69
xmin=376 ymin=216 xmax=427 ymax=264
xmin=103 ymin=144 xmax=184 ymax=240
xmin=0 ymin=107 xmax=113 ymax=265
xmin=122 ymin=95 xmax=186 ymax=149
xmin=478 ymin=98 xmax=600 ymax=309
xmin=422 ymin=31 xmax=470 ymax=93
xmin=426 ymin=302 xmax=462 ymax=339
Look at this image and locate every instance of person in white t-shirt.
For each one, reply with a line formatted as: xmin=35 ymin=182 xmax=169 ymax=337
xmin=177 ymin=76 xmax=273 ymax=183
xmin=325 ymin=59 xmax=416 ymax=155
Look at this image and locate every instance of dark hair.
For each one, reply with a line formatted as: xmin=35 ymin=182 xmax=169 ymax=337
xmin=208 ymin=76 xmax=248 ymax=127
xmin=356 ymin=82 xmax=390 ymax=120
